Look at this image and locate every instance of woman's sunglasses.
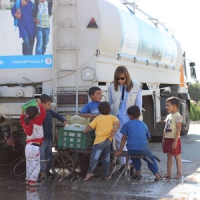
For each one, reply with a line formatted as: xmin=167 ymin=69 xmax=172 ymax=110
xmin=116 ymin=77 xmax=125 ymax=81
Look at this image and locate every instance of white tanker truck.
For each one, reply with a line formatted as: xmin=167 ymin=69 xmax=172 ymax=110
xmin=0 ymin=0 xmax=196 ymax=155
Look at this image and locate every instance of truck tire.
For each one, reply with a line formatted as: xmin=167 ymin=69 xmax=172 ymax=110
xmin=181 ymin=101 xmax=190 ymax=136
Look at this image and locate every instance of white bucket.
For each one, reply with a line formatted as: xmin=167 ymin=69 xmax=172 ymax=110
xmin=64 ymin=124 xmax=86 ymax=131
xmin=66 ymin=115 xmax=90 ymax=126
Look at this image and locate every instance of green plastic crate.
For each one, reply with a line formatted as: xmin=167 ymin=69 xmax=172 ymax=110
xmin=58 ymin=128 xmax=94 ymax=150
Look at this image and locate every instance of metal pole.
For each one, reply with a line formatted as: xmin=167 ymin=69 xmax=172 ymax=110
xmin=75 ymin=1 xmax=78 ymax=115
xmin=183 ymin=52 xmax=188 ymax=79
xmin=52 ymin=0 xmax=57 ymax=145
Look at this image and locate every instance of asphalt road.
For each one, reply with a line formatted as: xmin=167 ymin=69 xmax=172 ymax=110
xmin=0 ymin=124 xmax=200 ymax=200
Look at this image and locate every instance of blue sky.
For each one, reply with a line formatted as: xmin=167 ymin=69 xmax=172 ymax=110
xmin=132 ymin=0 xmax=200 ymax=82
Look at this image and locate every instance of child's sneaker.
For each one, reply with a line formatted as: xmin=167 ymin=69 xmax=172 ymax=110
xmin=28 ymin=180 xmax=38 ymax=186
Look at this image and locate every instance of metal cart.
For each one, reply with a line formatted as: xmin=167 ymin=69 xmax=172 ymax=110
xmin=51 ymin=128 xmax=93 ymax=177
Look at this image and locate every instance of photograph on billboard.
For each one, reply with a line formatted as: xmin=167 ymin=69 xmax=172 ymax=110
xmin=0 ymin=0 xmax=53 ymax=69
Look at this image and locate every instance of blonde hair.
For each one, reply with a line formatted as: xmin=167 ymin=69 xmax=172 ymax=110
xmin=113 ymin=66 xmax=133 ymax=92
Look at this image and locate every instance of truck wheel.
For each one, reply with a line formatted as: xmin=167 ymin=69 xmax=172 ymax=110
xmin=181 ymin=100 xmax=190 ymax=136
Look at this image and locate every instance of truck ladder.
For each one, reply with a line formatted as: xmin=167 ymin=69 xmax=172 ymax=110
xmin=53 ymin=0 xmax=78 ymax=144
xmin=53 ymin=0 xmax=79 ymax=114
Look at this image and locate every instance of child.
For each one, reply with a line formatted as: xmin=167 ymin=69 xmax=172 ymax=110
xmin=162 ymin=96 xmax=182 ymax=179
xmin=80 ymin=87 xmax=115 ymax=172
xmin=83 ymin=101 xmax=120 ymax=180
xmin=34 ymin=0 xmax=53 ymax=55
xmin=39 ymin=94 xmax=67 ymax=178
xmin=79 ymin=87 xmax=102 ymax=120
xmin=115 ymin=106 xmax=161 ymax=181
xmin=20 ymin=99 xmax=46 ymax=186
xmin=11 ymin=0 xmax=35 ymax=55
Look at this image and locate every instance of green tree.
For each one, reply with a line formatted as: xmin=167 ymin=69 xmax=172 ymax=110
xmin=190 ymin=106 xmax=194 ymax=120
xmin=188 ymin=83 xmax=200 ymax=102
xmin=197 ymin=100 xmax=200 ymax=109
xmin=190 ymin=103 xmax=196 ymax=120
xmin=190 ymin=102 xmax=200 ymax=121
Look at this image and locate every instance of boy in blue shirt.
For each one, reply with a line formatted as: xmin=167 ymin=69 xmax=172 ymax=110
xmin=115 ymin=106 xmax=161 ymax=181
xmin=79 ymin=87 xmax=102 ymax=120
xmin=39 ymin=94 xmax=67 ymax=178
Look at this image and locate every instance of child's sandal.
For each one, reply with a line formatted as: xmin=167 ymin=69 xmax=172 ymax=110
xmin=162 ymin=173 xmax=171 ymax=179
xmin=173 ymin=175 xmax=182 ymax=179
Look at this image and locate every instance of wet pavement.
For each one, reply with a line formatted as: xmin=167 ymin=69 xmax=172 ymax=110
xmin=1 ymin=124 xmax=200 ymax=200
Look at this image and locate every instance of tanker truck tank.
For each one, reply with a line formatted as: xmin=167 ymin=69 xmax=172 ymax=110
xmin=98 ymin=0 xmax=181 ymax=68
xmin=55 ymin=0 xmax=182 ymax=90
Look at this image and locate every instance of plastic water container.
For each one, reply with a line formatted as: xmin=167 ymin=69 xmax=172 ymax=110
xmin=64 ymin=124 xmax=86 ymax=131
xmin=21 ymin=99 xmax=37 ymax=111
xmin=66 ymin=115 xmax=90 ymax=126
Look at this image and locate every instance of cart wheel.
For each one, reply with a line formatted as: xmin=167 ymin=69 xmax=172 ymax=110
xmin=71 ymin=153 xmax=90 ymax=176
xmin=51 ymin=153 xmax=75 ymax=177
